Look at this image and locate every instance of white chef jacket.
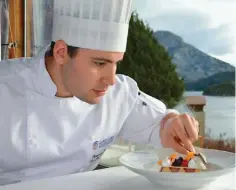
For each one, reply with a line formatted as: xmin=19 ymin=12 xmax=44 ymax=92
xmin=0 ymin=48 xmax=178 ymax=185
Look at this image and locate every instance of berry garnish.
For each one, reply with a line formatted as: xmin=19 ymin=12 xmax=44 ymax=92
xmin=181 ymin=160 xmax=189 ymax=167
xmin=172 ymin=159 xmax=182 ymax=167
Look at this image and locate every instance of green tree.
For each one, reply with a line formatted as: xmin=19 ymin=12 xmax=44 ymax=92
xmin=118 ymin=12 xmax=184 ymax=108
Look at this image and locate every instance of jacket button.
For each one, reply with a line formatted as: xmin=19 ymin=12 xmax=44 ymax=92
xmin=28 ymin=138 xmax=33 ymax=145
xmin=28 ymin=138 xmax=37 ymax=148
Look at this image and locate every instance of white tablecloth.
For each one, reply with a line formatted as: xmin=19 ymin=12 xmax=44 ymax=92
xmin=0 ymin=166 xmax=235 ymax=190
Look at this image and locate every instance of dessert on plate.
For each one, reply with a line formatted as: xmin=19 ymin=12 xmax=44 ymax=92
xmin=157 ymin=152 xmax=207 ymax=173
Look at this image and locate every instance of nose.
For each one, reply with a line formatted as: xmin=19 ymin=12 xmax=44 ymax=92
xmin=111 ymin=74 xmax=116 ymax=86
xmin=102 ymin=64 xmax=116 ymax=86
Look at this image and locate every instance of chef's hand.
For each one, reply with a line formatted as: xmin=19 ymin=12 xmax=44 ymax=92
xmin=159 ymin=112 xmax=199 ymax=154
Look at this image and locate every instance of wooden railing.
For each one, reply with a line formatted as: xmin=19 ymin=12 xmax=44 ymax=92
xmin=198 ymin=135 xmax=205 ymax=148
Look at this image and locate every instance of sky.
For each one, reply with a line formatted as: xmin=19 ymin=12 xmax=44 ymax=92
xmin=133 ymin=0 xmax=236 ymax=66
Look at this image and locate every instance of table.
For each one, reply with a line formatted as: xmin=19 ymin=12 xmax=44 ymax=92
xmin=0 ymin=166 xmax=234 ymax=190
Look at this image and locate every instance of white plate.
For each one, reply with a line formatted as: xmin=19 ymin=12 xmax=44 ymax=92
xmin=119 ymin=147 xmax=235 ymax=189
xmin=100 ymin=143 xmax=155 ymax=167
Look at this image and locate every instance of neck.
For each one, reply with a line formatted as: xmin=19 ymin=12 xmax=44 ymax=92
xmin=45 ymin=56 xmax=73 ymax=98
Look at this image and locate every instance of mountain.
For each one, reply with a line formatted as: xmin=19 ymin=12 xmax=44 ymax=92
xmin=185 ymin=71 xmax=235 ymax=91
xmin=154 ymin=31 xmax=235 ymax=82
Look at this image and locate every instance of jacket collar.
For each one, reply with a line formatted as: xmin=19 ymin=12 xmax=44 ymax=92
xmin=32 ymin=45 xmax=57 ymax=97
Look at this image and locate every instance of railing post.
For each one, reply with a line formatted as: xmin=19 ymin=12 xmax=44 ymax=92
xmin=186 ymin=96 xmax=206 ymax=148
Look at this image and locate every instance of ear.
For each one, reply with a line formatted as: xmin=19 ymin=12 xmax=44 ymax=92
xmin=53 ymin=40 xmax=68 ymax=66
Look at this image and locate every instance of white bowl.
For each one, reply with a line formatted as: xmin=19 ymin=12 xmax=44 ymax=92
xmin=119 ymin=147 xmax=235 ymax=189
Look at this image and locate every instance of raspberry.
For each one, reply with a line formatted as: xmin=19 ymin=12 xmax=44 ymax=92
xmin=181 ymin=160 xmax=189 ymax=167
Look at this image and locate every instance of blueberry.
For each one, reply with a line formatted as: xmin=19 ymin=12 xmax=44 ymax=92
xmin=172 ymin=159 xmax=182 ymax=166
xmin=177 ymin=157 xmax=184 ymax=167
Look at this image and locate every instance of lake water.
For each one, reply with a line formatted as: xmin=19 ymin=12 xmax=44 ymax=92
xmin=183 ymin=91 xmax=235 ymax=139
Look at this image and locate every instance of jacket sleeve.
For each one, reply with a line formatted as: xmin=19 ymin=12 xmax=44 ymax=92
xmin=117 ymin=79 xmax=179 ymax=148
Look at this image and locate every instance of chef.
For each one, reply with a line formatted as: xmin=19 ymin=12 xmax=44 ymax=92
xmin=0 ymin=0 xmax=199 ymax=185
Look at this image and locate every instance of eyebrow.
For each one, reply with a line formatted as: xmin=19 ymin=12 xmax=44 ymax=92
xmin=91 ymin=57 xmax=113 ymax=63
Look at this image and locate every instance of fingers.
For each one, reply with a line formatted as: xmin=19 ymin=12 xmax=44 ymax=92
xmin=191 ymin=116 xmax=200 ymax=135
xmin=168 ymin=135 xmax=189 ymax=155
xmin=162 ymin=113 xmax=200 ymax=154
xmin=173 ymin=120 xmax=195 ymax=153
xmin=181 ymin=114 xmax=198 ymax=142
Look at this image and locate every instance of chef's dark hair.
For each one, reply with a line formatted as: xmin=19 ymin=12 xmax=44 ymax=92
xmin=46 ymin=41 xmax=79 ymax=58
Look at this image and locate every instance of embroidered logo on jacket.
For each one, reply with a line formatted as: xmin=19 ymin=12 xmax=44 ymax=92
xmin=93 ymin=141 xmax=99 ymax=150
xmin=90 ymin=149 xmax=106 ymax=163
xmin=92 ymin=136 xmax=114 ymax=150
xmin=90 ymin=136 xmax=114 ymax=163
